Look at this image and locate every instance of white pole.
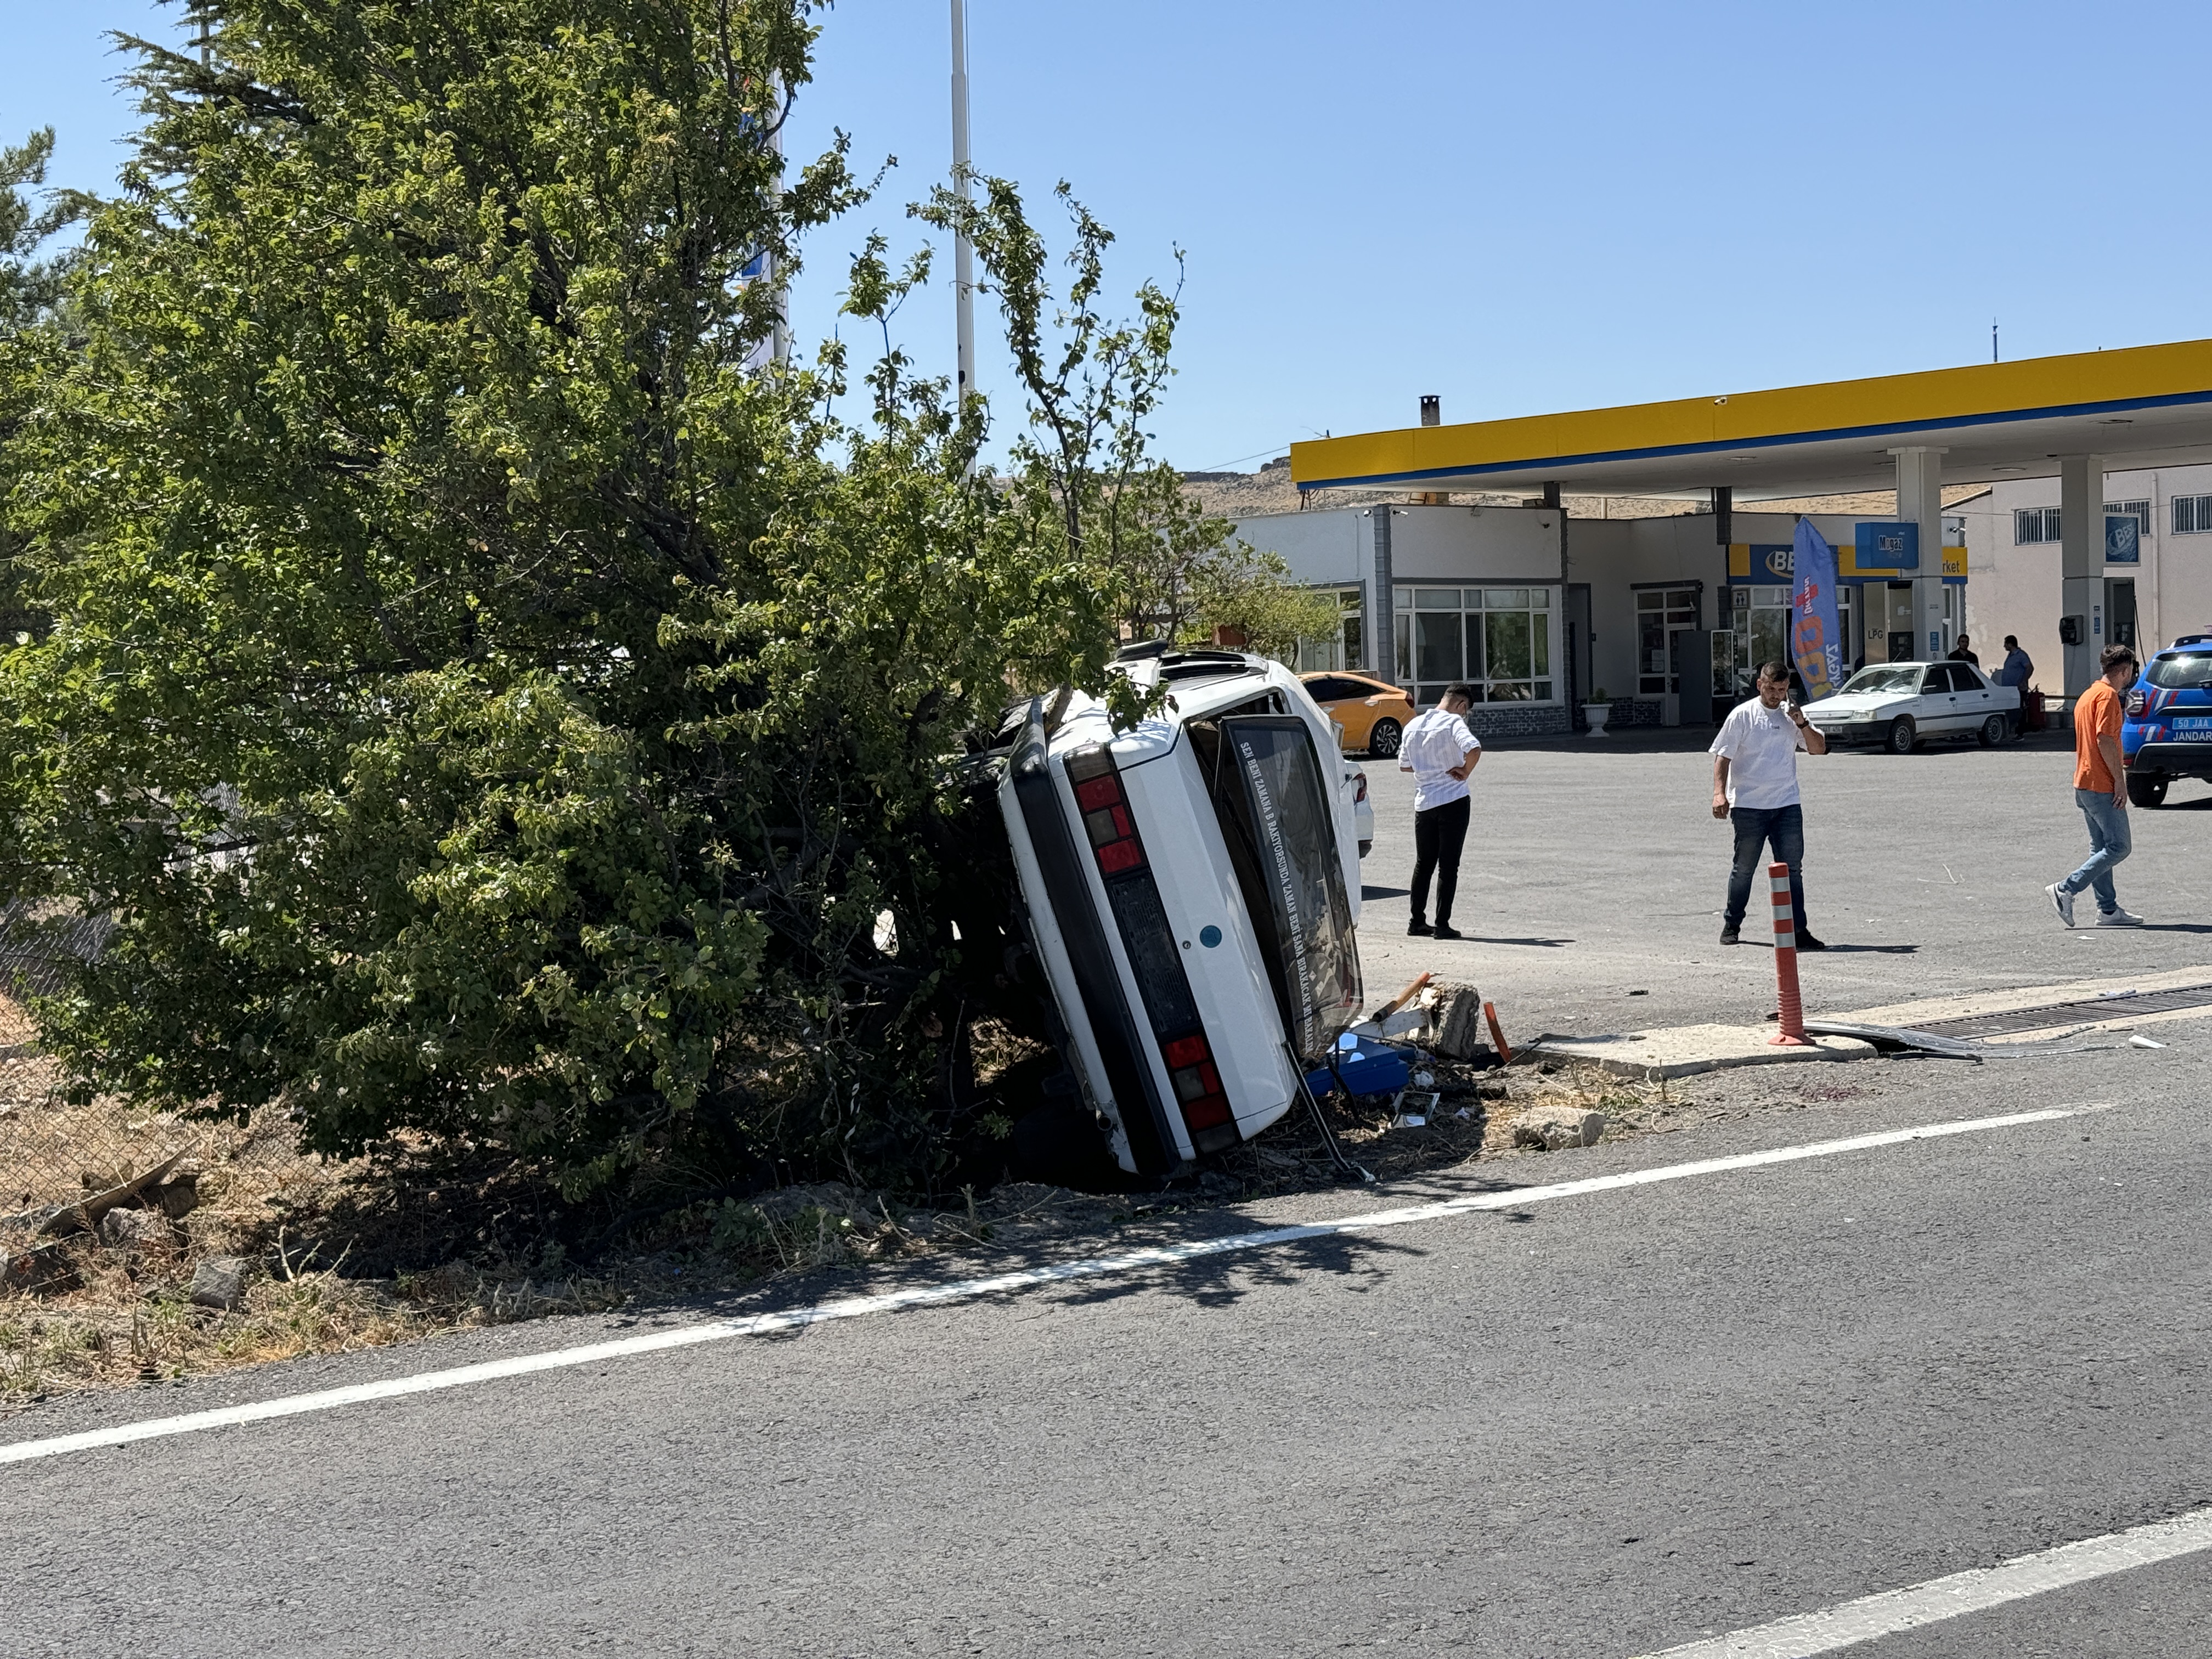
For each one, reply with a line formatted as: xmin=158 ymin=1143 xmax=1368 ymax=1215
xmin=950 ymin=0 xmax=976 ymax=402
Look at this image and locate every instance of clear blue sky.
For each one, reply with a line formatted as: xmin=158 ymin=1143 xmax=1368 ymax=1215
xmin=9 ymin=2 xmax=2211 ymax=470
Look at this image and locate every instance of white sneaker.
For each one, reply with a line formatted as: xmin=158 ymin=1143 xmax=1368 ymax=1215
xmin=2046 ymin=883 xmax=2076 ymax=928
xmin=2096 ymin=907 xmax=2145 ymax=927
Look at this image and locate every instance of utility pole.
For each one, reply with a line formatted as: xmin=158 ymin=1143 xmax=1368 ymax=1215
xmin=950 ymin=0 xmax=976 ymax=402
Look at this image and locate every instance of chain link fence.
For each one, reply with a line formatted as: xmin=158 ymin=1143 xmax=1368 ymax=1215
xmin=0 ymin=902 xmax=329 ymax=1223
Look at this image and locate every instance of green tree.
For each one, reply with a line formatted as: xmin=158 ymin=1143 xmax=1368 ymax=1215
xmin=1182 ymin=539 xmax=1341 ymax=663
xmin=0 ymin=1 xmax=1169 ymax=1199
xmin=0 ymin=128 xmax=84 ymax=331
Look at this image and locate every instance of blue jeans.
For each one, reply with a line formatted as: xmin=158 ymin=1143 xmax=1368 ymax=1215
xmin=1724 ymin=803 xmax=1809 ymax=936
xmin=2059 ymin=788 xmax=2132 ymax=914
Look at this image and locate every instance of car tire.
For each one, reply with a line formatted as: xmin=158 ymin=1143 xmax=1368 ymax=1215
xmin=2128 ymin=772 xmax=2170 ymax=809
xmin=1886 ymin=715 xmax=1917 ymax=754
xmin=1368 ymin=718 xmax=1402 ymax=759
xmin=1976 ymin=713 xmax=2006 ymax=747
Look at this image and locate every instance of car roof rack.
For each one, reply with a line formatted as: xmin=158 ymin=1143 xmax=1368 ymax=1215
xmin=1115 ymin=639 xmax=1172 ymax=662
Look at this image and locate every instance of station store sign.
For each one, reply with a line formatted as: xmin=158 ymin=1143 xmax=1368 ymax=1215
xmin=1729 ymin=533 xmax=1965 ymax=584
xmin=2105 ymin=515 xmax=2141 ymax=564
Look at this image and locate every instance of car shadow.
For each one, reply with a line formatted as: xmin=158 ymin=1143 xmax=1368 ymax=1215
xmin=2136 ymin=922 xmax=2212 ymax=934
xmin=1449 ymin=935 xmax=1575 ymax=949
xmin=1362 ymin=884 xmax=1410 ymax=900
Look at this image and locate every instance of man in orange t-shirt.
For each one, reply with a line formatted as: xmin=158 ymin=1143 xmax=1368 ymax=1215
xmin=2045 ymin=645 xmax=2142 ymax=927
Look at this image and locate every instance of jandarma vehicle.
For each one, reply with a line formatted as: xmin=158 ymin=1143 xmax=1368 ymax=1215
xmin=996 ymin=647 xmax=1364 ymax=1179
xmin=1802 ymin=661 xmax=2022 ymax=753
xmin=2122 ymin=641 xmax=2212 ymax=807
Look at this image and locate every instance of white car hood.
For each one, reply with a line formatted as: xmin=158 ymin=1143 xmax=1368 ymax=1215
xmin=1807 ymin=692 xmax=1911 ymax=717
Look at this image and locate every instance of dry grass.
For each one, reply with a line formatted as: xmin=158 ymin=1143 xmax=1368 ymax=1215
xmin=0 ymin=1232 xmax=623 ymax=1407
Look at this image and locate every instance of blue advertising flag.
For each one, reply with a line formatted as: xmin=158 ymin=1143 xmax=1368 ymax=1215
xmin=1790 ymin=520 xmax=1845 ymax=700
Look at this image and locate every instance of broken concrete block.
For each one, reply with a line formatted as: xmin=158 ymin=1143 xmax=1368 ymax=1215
xmin=1432 ymin=985 xmax=1486 ymax=1060
xmin=1514 ymin=1107 xmax=1607 ymax=1150
xmin=153 ymin=1171 xmax=201 ymax=1220
xmin=1 ymin=1240 xmax=82 ymax=1297
xmin=99 ymin=1206 xmax=176 ymax=1251
xmin=190 ymin=1256 xmax=251 ymax=1311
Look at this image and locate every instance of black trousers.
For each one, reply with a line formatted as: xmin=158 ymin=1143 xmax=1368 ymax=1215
xmin=1410 ymin=795 xmax=1471 ymax=926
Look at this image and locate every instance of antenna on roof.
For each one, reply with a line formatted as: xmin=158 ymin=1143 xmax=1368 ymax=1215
xmin=1992 ymin=319 xmax=1999 ymax=363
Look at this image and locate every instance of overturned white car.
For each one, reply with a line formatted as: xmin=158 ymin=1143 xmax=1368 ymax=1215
xmin=997 ymin=647 xmax=1365 ymax=1179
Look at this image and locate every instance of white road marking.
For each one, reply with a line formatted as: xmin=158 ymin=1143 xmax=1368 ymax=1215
xmin=1635 ymin=1503 xmax=2212 ymax=1657
xmin=1 ymin=1105 xmax=2092 ymax=1468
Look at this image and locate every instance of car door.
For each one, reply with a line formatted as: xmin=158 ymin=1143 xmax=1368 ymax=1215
xmin=1916 ymin=665 xmax=1960 ymax=731
xmin=1948 ymin=663 xmax=1991 ymax=727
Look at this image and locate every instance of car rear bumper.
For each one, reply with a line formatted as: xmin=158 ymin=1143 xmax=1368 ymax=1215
xmin=2125 ymin=740 xmax=2212 ymax=775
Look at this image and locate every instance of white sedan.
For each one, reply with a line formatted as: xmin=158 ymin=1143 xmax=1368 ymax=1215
xmin=1803 ymin=661 xmax=2022 ymax=754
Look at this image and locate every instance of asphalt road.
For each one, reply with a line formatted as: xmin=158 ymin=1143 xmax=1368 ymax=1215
xmin=8 ymin=1040 xmax=2212 ymax=1657
xmin=1348 ymin=727 xmax=2212 ymax=1039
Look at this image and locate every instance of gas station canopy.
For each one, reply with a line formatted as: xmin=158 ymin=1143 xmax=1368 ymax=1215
xmin=1289 ymin=337 xmax=2212 ymax=500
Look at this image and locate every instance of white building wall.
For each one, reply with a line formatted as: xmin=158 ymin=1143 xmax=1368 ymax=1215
xmin=1957 ymin=465 xmax=2212 ymax=692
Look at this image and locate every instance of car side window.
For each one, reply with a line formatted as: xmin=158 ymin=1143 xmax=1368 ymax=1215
xmin=1919 ymin=669 xmax=1949 ymax=695
xmin=1307 ymin=677 xmax=1349 ymax=702
xmin=1944 ymin=665 xmax=1979 ymax=692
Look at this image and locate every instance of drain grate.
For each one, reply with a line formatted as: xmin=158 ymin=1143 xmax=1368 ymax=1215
xmin=1915 ymin=984 xmax=2212 ymax=1040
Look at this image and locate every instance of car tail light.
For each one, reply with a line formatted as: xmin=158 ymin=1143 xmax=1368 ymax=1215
xmin=1066 ymin=747 xmax=1146 ymax=876
xmin=1352 ymin=770 xmax=1368 ymax=804
xmin=2126 ymin=689 xmax=2146 ymax=715
xmin=1161 ymin=1029 xmax=1234 ymax=1140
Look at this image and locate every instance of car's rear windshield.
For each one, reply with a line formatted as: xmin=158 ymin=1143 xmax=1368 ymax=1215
xmin=1841 ymin=667 xmax=1920 ymax=694
xmin=1189 ymin=713 xmax=1362 ymax=1065
xmin=2146 ymin=651 xmax=2212 ymax=690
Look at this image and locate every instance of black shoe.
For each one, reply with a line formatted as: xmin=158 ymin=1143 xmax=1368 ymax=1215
xmin=1796 ymin=932 xmax=1828 ymax=952
xmin=1407 ymin=918 xmax=1432 ymax=936
xmin=1719 ymin=924 xmax=1741 ymax=946
xmin=1432 ymin=924 xmax=1464 ymax=941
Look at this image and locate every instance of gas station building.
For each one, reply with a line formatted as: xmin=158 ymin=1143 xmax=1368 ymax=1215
xmin=1232 ymin=338 xmax=2212 ymax=734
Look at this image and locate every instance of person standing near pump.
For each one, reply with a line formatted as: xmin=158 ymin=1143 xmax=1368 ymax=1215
xmin=1711 ymin=661 xmax=1830 ymax=949
xmin=2046 ymin=645 xmax=2143 ymax=928
xmin=1948 ymin=634 xmax=1980 ymax=666
xmin=1399 ymin=684 xmax=1481 ymax=940
xmin=1997 ymin=635 xmax=2034 ymax=689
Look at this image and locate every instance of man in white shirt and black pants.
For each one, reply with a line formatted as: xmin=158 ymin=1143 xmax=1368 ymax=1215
xmin=1709 ymin=660 xmax=1829 ymax=950
xmin=1399 ymin=683 xmax=1482 ymax=940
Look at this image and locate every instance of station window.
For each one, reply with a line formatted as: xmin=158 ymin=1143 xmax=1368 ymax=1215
xmin=2013 ymin=507 xmax=2060 ymax=544
xmin=2175 ymin=495 xmax=2212 ymax=535
xmin=1391 ymin=585 xmax=1555 ymax=707
xmin=1294 ymin=588 xmax=1365 ymax=673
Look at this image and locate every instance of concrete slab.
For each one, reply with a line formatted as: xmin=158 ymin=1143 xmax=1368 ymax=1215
xmin=1830 ymin=966 xmax=2212 ymax=1028
xmin=1528 ymin=1023 xmax=1877 ymax=1080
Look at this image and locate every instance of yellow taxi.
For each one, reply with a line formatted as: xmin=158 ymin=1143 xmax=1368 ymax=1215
xmin=1299 ymin=672 xmax=1417 ymax=758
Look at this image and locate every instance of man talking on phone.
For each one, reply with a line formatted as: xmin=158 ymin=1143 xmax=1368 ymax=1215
xmin=1709 ymin=660 xmax=1829 ymax=950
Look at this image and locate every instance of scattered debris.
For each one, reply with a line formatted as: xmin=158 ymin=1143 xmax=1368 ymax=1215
xmin=1514 ymin=1106 xmax=1607 ymax=1150
xmin=1485 ymin=1001 xmax=1516 ymax=1064
xmin=97 ymin=1206 xmax=175 ymax=1251
xmin=1 ymin=1239 xmax=82 ymax=1297
xmin=190 ymin=1256 xmax=252 ymax=1311
xmin=2129 ymin=1034 xmax=2169 ymax=1050
xmin=34 ymin=1150 xmax=187 ymax=1238
xmin=1431 ymin=984 xmax=1487 ymax=1060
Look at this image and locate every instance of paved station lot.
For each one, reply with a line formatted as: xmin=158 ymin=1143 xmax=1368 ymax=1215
xmin=1348 ymin=727 xmax=2212 ymax=1036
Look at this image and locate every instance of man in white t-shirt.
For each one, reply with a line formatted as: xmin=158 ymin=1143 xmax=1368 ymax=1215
xmin=1708 ymin=659 xmax=1829 ymax=950
xmin=1397 ymin=682 xmax=1482 ymax=940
